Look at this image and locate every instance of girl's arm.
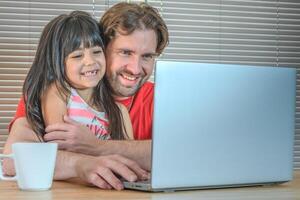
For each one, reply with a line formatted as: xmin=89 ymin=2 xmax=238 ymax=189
xmin=117 ymin=103 xmax=134 ymax=140
xmin=41 ymin=84 xmax=67 ymax=126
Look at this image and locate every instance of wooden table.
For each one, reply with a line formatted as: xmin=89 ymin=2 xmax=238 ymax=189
xmin=0 ymin=171 xmax=299 ymax=200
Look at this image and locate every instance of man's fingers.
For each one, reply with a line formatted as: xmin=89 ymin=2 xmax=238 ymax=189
xmin=76 ymin=156 xmax=122 ymax=190
xmin=112 ymin=155 xmax=150 ymax=180
xmin=96 ymin=167 xmax=124 ymax=190
xmin=102 ymin=157 xmax=138 ymax=183
xmin=45 ymin=123 xmax=70 ymax=133
xmin=63 ymin=115 xmax=81 ymax=125
xmin=44 ymin=131 xmax=68 ymax=141
xmin=44 ymin=133 xmax=72 ymax=150
xmin=46 ymin=140 xmax=67 ymax=150
xmin=88 ymin=173 xmax=112 ymax=190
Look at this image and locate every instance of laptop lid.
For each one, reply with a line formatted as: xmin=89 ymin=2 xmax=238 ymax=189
xmin=149 ymin=61 xmax=296 ymax=191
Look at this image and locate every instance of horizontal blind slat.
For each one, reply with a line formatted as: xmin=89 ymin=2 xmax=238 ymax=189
xmin=0 ymin=0 xmax=299 ymax=169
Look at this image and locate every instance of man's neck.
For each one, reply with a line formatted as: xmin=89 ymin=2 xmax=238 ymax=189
xmin=113 ymin=95 xmax=132 ymax=101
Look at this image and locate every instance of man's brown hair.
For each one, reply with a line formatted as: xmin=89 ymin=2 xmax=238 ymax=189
xmin=100 ymin=2 xmax=169 ymax=55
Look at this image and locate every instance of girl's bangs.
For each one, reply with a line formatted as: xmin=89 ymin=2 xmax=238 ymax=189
xmin=63 ymin=20 xmax=104 ymax=56
xmin=81 ymin=26 xmax=104 ymax=49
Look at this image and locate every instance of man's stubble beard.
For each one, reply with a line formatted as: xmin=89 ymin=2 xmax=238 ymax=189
xmin=107 ymin=73 xmax=148 ymax=98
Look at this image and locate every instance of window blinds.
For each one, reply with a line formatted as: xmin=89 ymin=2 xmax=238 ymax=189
xmin=149 ymin=0 xmax=300 ymax=169
xmin=0 ymin=0 xmax=299 ymax=169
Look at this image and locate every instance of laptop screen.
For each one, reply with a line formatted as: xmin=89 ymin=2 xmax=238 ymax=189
xmin=151 ymin=61 xmax=295 ymax=189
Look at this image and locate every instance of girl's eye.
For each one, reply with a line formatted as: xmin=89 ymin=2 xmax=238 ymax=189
xmin=71 ymin=54 xmax=82 ymax=58
xmin=69 ymin=50 xmax=83 ymax=58
xmin=94 ymin=50 xmax=102 ymax=54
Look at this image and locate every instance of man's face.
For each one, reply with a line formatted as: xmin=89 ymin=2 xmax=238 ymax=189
xmin=105 ymin=29 xmax=157 ymax=99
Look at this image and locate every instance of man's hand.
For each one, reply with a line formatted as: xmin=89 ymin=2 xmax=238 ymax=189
xmin=44 ymin=115 xmax=152 ymax=171
xmin=44 ymin=115 xmax=99 ymax=155
xmin=75 ymin=154 xmax=150 ymax=190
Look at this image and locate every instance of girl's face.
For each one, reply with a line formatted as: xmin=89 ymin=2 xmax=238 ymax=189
xmin=65 ymin=44 xmax=106 ymax=90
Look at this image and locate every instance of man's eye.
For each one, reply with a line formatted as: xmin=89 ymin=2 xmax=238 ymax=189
xmin=144 ymin=55 xmax=153 ymax=59
xmin=143 ymin=54 xmax=156 ymax=61
xmin=120 ymin=50 xmax=131 ymax=56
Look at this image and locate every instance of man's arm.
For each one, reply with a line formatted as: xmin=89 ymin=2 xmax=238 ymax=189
xmin=44 ymin=115 xmax=152 ymax=170
xmin=3 ymin=117 xmax=149 ymax=190
xmin=97 ymin=139 xmax=151 ymax=171
xmin=3 ymin=117 xmax=40 ymax=175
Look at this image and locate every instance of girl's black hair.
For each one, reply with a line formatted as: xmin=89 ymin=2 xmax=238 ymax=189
xmin=23 ymin=11 xmax=127 ymax=141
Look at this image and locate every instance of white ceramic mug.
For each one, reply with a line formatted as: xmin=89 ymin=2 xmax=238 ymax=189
xmin=0 ymin=142 xmax=57 ymax=191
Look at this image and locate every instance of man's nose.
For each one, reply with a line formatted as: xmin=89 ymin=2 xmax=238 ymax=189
xmin=128 ymin=56 xmax=142 ymax=75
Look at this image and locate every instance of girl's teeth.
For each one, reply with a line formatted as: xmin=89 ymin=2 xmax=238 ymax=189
xmin=84 ymin=70 xmax=97 ymax=76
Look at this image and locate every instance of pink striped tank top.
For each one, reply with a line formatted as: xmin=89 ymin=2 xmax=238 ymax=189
xmin=67 ymin=88 xmax=110 ymax=140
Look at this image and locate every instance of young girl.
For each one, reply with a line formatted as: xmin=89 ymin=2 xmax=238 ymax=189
xmin=23 ymin=11 xmax=133 ymax=141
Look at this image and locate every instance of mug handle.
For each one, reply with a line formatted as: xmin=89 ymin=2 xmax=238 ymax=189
xmin=0 ymin=154 xmax=17 ymax=181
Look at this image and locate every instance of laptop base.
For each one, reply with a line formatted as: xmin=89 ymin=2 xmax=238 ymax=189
xmin=123 ymin=181 xmax=288 ymax=192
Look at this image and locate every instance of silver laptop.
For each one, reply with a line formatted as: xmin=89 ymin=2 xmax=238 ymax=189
xmin=124 ymin=61 xmax=296 ymax=192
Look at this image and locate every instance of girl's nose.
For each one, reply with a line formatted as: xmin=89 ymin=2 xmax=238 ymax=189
xmin=83 ymin=52 xmax=96 ymax=66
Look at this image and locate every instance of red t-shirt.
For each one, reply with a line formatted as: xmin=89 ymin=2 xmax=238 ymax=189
xmin=9 ymin=82 xmax=154 ymax=140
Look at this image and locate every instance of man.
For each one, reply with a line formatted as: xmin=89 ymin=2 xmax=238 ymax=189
xmin=3 ymin=2 xmax=169 ymax=190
